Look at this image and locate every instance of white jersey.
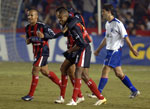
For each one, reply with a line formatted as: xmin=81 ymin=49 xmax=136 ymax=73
xmin=105 ymin=18 xmax=128 ymax=50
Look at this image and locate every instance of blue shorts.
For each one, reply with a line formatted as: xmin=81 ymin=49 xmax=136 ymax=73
xmin=104 ymin=49 xmax=122 ymax=68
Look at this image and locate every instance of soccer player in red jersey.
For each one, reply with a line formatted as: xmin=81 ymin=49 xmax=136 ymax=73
xmin=54 ymin=7 xmax=84 ymax=104
xmin=56 ymin=8 xmax=106 ymax=106
xmin=21 ymin=9 xmax=61 ymax=101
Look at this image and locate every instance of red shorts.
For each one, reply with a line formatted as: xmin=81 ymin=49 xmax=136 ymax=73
xmin=33 ymin=56 xmax=48 ymax=67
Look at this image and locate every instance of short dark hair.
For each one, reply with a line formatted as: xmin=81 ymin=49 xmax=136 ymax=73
xmin=56 ymin=7 xmax=67 ymax=12
xmin=102 ymin=4 xmax=115 ymax=15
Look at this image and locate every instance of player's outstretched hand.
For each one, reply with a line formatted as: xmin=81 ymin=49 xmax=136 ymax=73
xmin=36 ymin=31 xmax=44 ymax=38
xmin=94 ymin=50 xmax=99 ymax=56
xmin=26 ymin=39 xmax=31 ymax=44
xmin=132 ymin=49 xmax=139 ymax=57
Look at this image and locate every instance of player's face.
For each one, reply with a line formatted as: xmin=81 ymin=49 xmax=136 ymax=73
xmin=27 ymin=10 xmax=38 ymax=25
xmin=102 ymin=9 xmax=110 ymax=20
xmin=56 ymin=12 xmax=68 ymax=26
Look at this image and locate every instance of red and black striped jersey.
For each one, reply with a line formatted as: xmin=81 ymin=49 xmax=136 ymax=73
xmin=64 ymin=31 xmax=76 ymax=49
xmin=25 ymin=22 xmax=55 ymax=58
xmin=68 ymin=19 xmax=92 ymax=49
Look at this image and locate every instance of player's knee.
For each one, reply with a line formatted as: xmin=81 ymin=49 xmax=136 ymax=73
xmin=115 ymin=72 xmax=122 ymax=78
xmin=60 ymin=66 xmax=65 ymax=73
xmin=40 ymin=68 xmax=48 ymax=76
xmin=81 ymin=74 xmax=89 ymax=83
xmin=32 ymin=72 xmax=38 ymax=76
xmin=32 ymin=68 xmax=39 ymax=76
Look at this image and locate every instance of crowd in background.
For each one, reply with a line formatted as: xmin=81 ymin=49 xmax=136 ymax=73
xmin=18 ymin=0 xmax=150 ymax=35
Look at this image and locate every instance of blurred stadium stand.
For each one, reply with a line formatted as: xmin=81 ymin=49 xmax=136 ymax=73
xmin=17 ymin=0 xmax=150 ymax=36
xmin=0 ymin=0 xmax=150 ymax=64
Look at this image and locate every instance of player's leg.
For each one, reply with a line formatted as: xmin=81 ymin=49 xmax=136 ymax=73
xmin=40 ymin=64 xmax=61 ymax=87
xmin=55 ymin=59 xmax=72 ymax=103
xmin=81 ymin=68 xmax=106 ymax=105
xmin=38 ymin=56 xmax=61 ymax=87
xmin=113 ymin=66 xmax=140 ymax=98
xmin=66 ymin=67 xmax=83 ymax=105
xmin=22 ymin=58 xmax=41 ymax=101
xmin=88 ymin=65 xmax=110 ymax=98
xmin=68 ymin=64 xmax=84 ymax=103
xmin=67 ymin=45 xmax=106 ymax=106
xmin=97 ymin=65 xmax=110 ymax=93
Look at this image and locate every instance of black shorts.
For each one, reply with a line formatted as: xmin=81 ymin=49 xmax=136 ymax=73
xmin=63 ymin=51 xmax=78 ymax=64
xmin=33 ymin=56 xmax=48 ymax=67
xmin=75 ymin=44 xmax=91 ymax=68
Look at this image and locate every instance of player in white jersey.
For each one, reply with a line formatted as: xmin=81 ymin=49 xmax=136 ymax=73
xmin=90 ymin=4 xmax=140 ymax=99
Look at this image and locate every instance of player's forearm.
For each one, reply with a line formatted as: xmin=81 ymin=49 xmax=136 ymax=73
xmin=26 ymin=39 xmax=31 ymax=44
xmin=53 ymin=32 xmax=64 ymax=39
xmin=97 ymin=38 xmax=106 ymax=52
xmin=68 ymin=45 xmax=80 ymax=53
xmin=125 ymin=36 xmax=134 ymax=52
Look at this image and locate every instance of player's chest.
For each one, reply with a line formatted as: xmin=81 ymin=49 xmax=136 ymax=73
xmin=106 ymin=25 xmax=119 ymax=38
xmin=27 ymin=25 xmax=43 ymax=37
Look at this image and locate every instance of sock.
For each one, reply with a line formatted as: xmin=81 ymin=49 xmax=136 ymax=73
xmin=60 ymin=74 xmax=68 ymax=98
xmin=70 ymin=77 xmax=83 ymax=98
xmin=48 ymin=71 xmax=61 ymax=88
xmin=121 ymin=75 xmax=137 ymax=92
xmin=98 ymin=78 xmax=108 ymax=93
xmin=86 ymin=79 xmax=104 ymax=100
xmin=72 ymin=78 xmax=81 ymax=102
xmin=28 ymin=75 xmax=39 ymax=97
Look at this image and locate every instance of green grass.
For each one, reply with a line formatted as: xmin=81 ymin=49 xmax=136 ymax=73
xmin=0 ymin=62 xmax=150 ymax=109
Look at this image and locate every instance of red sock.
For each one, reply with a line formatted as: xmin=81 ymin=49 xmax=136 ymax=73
xmin=86 ymin=79 xmax=104 ymax=100
xmin=28 ymin=75 xmax=39 ymax=97
xmin=72 ymin=78 xmax=81 ymax=102
xmin=70 ymin=77 xmax=83 ymax=98
xmin=48 ymin=71 xmax=61 ymax=87
xmin=60 ymin=74 xmax=68 ymax=98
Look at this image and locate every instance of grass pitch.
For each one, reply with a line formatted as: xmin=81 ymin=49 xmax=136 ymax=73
xmin=0 ymin=62 xmax=150 ymax=109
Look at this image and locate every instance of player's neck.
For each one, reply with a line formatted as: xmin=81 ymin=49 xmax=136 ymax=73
xmin=30 ymin=21 xmax=37 ymax=26
xmin=107 ymin=15 xmax=114 ymax=22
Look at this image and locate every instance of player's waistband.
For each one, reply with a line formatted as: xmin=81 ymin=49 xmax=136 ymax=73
xmin=106 ymin=47 xmax=122 ymax=52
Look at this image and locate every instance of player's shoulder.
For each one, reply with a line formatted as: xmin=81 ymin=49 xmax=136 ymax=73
xmin=110 ymin=18 xmax=125 ymax=27
xmin=25 ymin=23 xmax=30 ymax=32
xmin=37 ymin=22 xmax=51 ymax=28
xmin=25 ymin=23 xmax=30 ymax=28
xmin=113 ymin=18 xmax=124 ymax=25
xmin=37 ymin=22 xmax=46 ymax=26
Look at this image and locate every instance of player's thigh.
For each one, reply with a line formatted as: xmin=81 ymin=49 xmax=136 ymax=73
xmin=75 ymin=67 xmax=84 ymax=78
xmin=40 ymin=64 xmax=49 ymax=76
xmin=60 ymin=59 xmax=72 ymax=74
xmin=32 ymin=66 xmax=41 ymax=75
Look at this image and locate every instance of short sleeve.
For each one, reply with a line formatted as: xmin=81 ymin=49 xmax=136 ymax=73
xmin=118 ymin=22 xmax=128 ymax=38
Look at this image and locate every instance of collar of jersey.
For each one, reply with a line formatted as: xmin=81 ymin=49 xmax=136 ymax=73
xmin=109 ymin=18 xmax=116 ymax=23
